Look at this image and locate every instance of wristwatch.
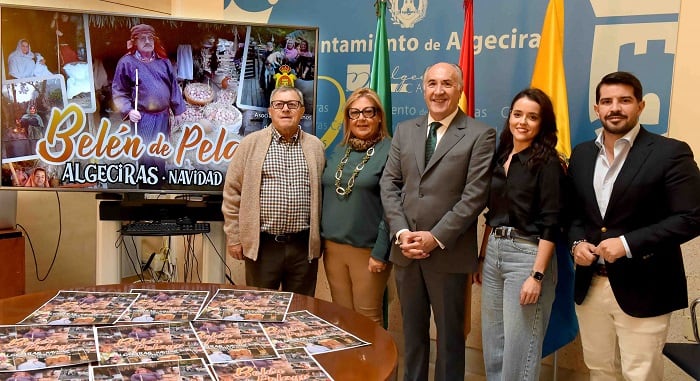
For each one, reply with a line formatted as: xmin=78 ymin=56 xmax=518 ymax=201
xmin=530 ymin=270 xmax=544 ymax=282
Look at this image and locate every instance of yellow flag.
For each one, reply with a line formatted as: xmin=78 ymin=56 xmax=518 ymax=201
xmin=530 ymin=0 xmax=571 ymax=158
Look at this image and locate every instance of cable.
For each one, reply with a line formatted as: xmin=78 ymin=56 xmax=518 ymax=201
xmin=130 ymin=236 xmax=146 ymax=282
xmin=184 ymin=235 xmax=193 ymax=282
xmin=15 ymin=191 xmax=62 ymax=282
xmin=155 ymin=243 xmax=171 ymax=282
xmin=167 ymin=236 xmax=176 ymax=281
xmin=204 ymin=232 xmax=234 ymax=285
xmin=115 ymin=234 xmax=144 ymax=283
xmin=186 ymin=235 xmax=201 ymax=283
xmin=182 ymin=235 xmax=189 ymax=282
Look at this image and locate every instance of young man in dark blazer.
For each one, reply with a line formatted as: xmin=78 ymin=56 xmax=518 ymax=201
xmin=380 ymin=62 xmax=496 ymax=381
xmin=569 ymin=71 xmax=700 ymax=380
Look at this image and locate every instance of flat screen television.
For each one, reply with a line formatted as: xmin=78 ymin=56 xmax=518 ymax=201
xmin=0 ymin=5 xmax=318 ymax=195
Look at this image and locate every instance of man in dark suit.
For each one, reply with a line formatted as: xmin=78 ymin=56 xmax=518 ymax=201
xmin=569 ymin=71 xmax=700 ymax=380
xmin=380 ymin=62 xmax=496 ymax=381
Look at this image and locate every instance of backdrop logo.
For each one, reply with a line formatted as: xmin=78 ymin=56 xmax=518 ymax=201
xmin=346 ymin=64 xmax=417 ymax=93
xmin=388 ymin=0 xmax=428 ymax=29
xmin=346 ymin=64 xmax=372 ymax=91
xmin=586 ymin=1 xmax=679 ymax=135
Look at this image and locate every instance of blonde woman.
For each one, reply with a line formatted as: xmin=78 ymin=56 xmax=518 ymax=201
xmin=321 ymin=88 xmax=391 ymax=325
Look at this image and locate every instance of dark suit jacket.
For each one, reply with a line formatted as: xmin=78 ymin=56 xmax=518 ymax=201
xmin=568 ymin=127 xmax=700 ymax=317
xmin=380 ymin=110 xmax=496 ymax=273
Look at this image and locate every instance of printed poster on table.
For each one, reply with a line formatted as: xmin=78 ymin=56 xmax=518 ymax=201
xmin=261 ymin=310 xmax=369 ymax=355
xmin=196 ymin=290 xmax=292 ymax=323
xmin=95 ymin=322 xmax=205 ymax=365
xmin=90 ymin=358 xmax=215 ymax=381
xmin=210 ymin=347 xmax=333 ymax=381
xmin=118 ymin=289 xmax=210 ymax=323
xmin=191 ymin=321 xmax=277 ymax=364
xmin=0 ymin=364 xmax=90 ymax=381
xmin=18 ymin=291 xmax=140 ymax=326
xmin=0 ymin=325 xmax=96 ymax=372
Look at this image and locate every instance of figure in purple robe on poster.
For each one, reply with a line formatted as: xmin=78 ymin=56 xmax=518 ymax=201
xmin=112 ymin=24 xmax=185 ymax=185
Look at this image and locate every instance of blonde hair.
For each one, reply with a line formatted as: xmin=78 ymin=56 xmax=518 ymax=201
xmin=341 ymin=88 xmax=389 ymax=145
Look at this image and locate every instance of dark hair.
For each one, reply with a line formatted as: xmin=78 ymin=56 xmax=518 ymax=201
xmin=595 ymin=71 xmax=643 ymax=103
xmin=496 ymin=88 xmax=558 ymax=169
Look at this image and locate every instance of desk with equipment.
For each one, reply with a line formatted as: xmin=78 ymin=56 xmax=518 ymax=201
xmin=96 ymin=196 xmax=226 ymax=284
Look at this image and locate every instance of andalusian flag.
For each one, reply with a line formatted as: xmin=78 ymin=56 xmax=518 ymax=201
xmin=530 ymin=0 xmax=571 ymax=157
xmin=532 ymin=0 xmax=578 ymax=357
xmin=458 ymin=0 xmax=474 ymax=117
xmin=370 ymin=0 xmax=393 ymax=135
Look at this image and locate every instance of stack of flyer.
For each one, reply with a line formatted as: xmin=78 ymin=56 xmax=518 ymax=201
xmin=0 ymin=288 xmax=371 ymax=381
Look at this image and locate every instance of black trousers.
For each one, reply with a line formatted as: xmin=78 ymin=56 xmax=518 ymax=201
xmin=244 ymin=232 xmax=318 ymax=297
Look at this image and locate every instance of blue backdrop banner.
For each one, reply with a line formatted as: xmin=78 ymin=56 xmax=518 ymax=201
xmin=223 ymin=0 xmax=679 ymax=148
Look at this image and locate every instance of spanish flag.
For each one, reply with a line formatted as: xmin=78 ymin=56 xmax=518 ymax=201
xmin=459 ymin=0 xmax=476 ymax=336
xmin=530 ymin=0 xmax=571 ymax=158
xmin=458 ymin=0 xmax=474 ymax=117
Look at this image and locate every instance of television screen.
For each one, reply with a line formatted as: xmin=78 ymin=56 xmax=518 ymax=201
xmin=0 ymin=6 xmax=318 ymax=194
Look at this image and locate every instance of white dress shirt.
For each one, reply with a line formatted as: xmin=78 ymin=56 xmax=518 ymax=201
xmin=593 ymin=124 xmax=641 ymax=258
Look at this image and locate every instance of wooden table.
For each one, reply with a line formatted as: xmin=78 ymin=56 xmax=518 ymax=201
xmin=0 ymin=283 xmax=398 ymax=381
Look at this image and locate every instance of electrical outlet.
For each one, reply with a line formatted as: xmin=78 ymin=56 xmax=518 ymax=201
xmin=682 ymin=315 xmax=697 ymax=342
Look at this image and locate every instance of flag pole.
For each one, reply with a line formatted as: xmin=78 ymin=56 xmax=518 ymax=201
xmin=134 ymin=68 xmax=139 ymax=135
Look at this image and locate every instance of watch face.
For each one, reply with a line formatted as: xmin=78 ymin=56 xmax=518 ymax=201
xmin=531 ymin=271 xmax=544 ymax=281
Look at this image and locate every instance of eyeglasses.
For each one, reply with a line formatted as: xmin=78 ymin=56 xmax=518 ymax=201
xmin=348 ymin=107 xmax=377 ymax=120
xmin=270 ymin=100 xmax=302 ymax=110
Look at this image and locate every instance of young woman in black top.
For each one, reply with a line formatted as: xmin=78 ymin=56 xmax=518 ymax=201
xmin=475 ymin=88 xmax=566 ymax=381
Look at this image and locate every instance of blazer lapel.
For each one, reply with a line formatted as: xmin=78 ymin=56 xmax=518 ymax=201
xmin=412 ymin=117 xmax=429 ymax=174
xmin=606 ymin=127 xmax=653 ymax=216
xmin=579 ymin=142 xmax=604 ymax=223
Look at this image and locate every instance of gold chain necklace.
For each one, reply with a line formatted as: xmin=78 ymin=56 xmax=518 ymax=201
xmin=334 ymin=145 xmax=375 ymax=197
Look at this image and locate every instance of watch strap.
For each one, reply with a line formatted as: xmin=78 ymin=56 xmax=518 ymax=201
xmin=530 ymin=270 xmax=544 ymax=282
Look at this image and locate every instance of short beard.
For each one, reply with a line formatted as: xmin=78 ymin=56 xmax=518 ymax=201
xmin=601 ymin=117 xmax=637 ymax=136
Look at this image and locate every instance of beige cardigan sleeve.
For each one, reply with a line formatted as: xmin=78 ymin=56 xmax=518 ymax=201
xmin=221 ymin=128 xmax=269 ymax=250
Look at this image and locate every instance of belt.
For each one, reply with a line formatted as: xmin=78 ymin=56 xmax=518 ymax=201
xmin=492 ymin=226 xmax=539 ymax=244
xmin=594 ymin=264 xmax=608 ymax=277
xmin=260 ymin=229 xmax=309 ymax=243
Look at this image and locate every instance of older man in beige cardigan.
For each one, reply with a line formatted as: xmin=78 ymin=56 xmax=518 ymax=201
xmin=222 ymin=86 xmax=325 ymax=296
